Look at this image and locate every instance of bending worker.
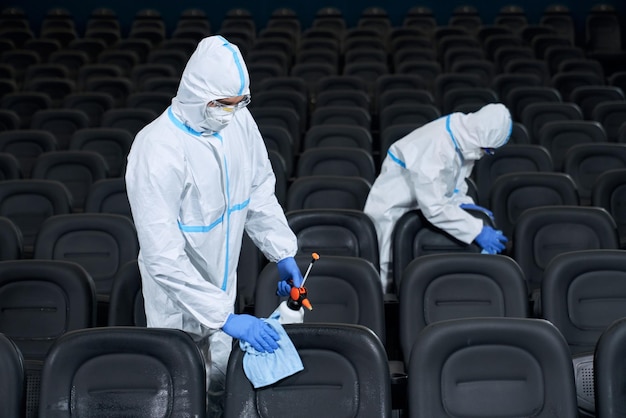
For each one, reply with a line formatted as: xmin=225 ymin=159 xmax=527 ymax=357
xmin=125 ymin=35 xmax=303 ymax=417
xmin=364 ymin=103 xmax=512 ymax=293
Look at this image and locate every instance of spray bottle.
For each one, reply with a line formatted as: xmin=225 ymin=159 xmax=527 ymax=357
xmin=277 ymin=253 xmax=318 ymax=324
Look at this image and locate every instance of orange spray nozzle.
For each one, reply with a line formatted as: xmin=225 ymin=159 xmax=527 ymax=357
xmin=289 ymin=286 xmax=313 ymax=311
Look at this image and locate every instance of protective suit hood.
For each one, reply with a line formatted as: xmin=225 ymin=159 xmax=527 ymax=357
xmin=449 ymin=103 xmax=512 ymax=160
xmin=171 ymin=35 xmax=250 ymax=134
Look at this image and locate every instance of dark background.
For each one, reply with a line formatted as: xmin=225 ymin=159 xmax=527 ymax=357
xmin=5 ymin=0 xmax=625 ymax=38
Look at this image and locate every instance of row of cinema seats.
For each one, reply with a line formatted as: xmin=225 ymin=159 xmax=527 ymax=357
xmin=2 ymin=231 xmax=626 ymax=415
xmin=1 ymin=69 xmax=624 ymax=163
xmin=0 ymin=122 xmax=625 ymax=245
xmin=0 ymin=169 xmax=624 ymax=311
xmin=1 ymin=74 xmax=624 ymax=172
xmin=4 ymin=285 xmax=626 ymax=417
xmin=0 ymin=94 xmax=625 ymax=178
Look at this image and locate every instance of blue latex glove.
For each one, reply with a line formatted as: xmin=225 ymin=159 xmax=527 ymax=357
xmin=460 ymin=203 xmax=494 ymax=218
xmin=276 ymin=257 xmax=303 ymax=296
xmin=475 ymin=226 xmax=508 ymax=254
xmin=222 ymin=314 xmax=280 ymax=353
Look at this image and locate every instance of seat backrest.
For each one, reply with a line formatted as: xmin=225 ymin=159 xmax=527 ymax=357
xmin=399 ymin=253 xmax=529 ymax=364
xmin=394 ymin=60 xmax=442 ymax=90
xmin=267 ymin=150 xmax=287 ymax=207
xmin=585 ymin=7 xmax=622 ymax=52
xmin=520 ymin=101 xmax=583 ymax=143
xmin=0 ymin=259 xmax=96 ymax=361
xmin=391 ymin=209 xmax=493 ymax=291
xmin=33 ymin=213 xmax=139 ymax=297
xmin=513 ymin=206 xmax=619 ymax=292
xmin=314 ymin=88 xmax=370 ymax=111
xmin=0 ymin=109 xmax=21 ymax=131
xmin=38 ymin=327 xmax=206 ymax=418
xmin=542 ymin=249 xmax=626 ymax=356
xmin=251 ymin=107 xmax=301 ymax=153
xmin=433 ymin=71 xmax=486 ymax=106
xmin=286 ymin=175 xmax=371 ymax=211
xmin=0 ymin=129 xmax=57 ymax=178
xmin=570 ymin=85 xmax=625 ymax=120
xmin=0 ymin=332 xmax=25 ymax=418
xmin=563 ymin=143 xmax=626 ymax=204
xmin=0 ymin=216 xmax=22 ymax=260
xmin=374 ymin=74 xmax=425 ymax=108
xmin=592 ymin=101 xmax=626 ymax=142
xmin=551 ymin=71 xmax=606 ymax=102
xmin=490 ymin=73 xmax=542 ymax=103
xmin=489 ymin=172 xmax=580 ymax=238
xmin=24 ymin=78 xmax=76 ymax=108
xmin=595 ymin=317 xmax=626 ymax=417
xmin=250 ymin=90 xmax=308 ymax=133
xmin=0 ymin=152 xmax=22 ymax=180
xmin=31 ymin=150 xmax=109 ymax=212
xmin=286 ymin=208 xmax=379 ymax=270
xmin=303 ymin=124 xmax=372 ymax=152
xmin=309 ymin=105 xmax=371 ymax=130
xmin=255 ymin=255 xmax=385 ymax=341
xmin=224 ymin=323 xmax=391 ymax=418
xmin=407 ymin=317 xmax=578 ymax=417
xmin=509 ymin=121 xmax=532 ymax=144
xmin=441 ymin=86 xmax=498 ymax=114
xmin=101 ymin=108 xmax=157 ymax=136
xmin=557 ymin=57 xmax=604 ymax=77
xmin=62 ymin=91 xmax=115 ymax=127
xmin=377 ymin=89 xmax=435 ymax=111
xmin=83 ymin=76 xmax=133 ymax=107
xmin=296 ymin=147 xmax=376 ymax=183
xmin=125 ymin=91 xmax=172 ymax=116
xmin=0 ymin=179 xmax=72 ymax=255
xmin=0 ymin=91 xmax=52 ymax=128
xmin=69 ymin=127 xmax=133 ymax=178
xmin=107 ymin=259 xmax=146 ymax=326
xmin=473 ymin=144 xmax=554 ymax=206
xmin=504 ymin=85 xmax=562 ymax=122
xmin=84 ymin=178 xmax=131 ymax=218
xmin=592 ymin=168 xmax=626 ymax=247
xmin=379 ymin=103 xmax=440 ymax=133
xmin=258 ymin=125 xmax=294 ymax=176
xmin=538 ymin=120 xmax=607 ymax=171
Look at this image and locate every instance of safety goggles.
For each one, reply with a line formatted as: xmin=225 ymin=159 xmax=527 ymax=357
xmin=208 ymin=95 xmax=251 ymax=112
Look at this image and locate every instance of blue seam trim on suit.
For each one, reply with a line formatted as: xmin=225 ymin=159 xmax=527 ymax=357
xmin=387 ymin=149 xmax=406 ymax=168
xmin=178 ymin=217 xmax=223 ymax=232
xmin=168 ymin=107 xmax=202 ymax=136
xmin=176 ymin=199 xmax=249 ymax=233
xmin=222 ymin=157 xmax=231 ymax=290
xmin=217 ymin=35 xmax=246 ymax=95
xmin=445 ymin=114 xmax=465 ymax=194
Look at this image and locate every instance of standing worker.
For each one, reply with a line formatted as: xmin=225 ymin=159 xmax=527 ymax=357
xmin=125 ymin=36 xmax=303 ymax=417
xmin=364 ymin=103 xmax=512 ymax=293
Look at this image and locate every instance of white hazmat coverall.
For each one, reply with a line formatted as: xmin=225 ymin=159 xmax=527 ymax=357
xmin=125 ymin=36 xmax=298 ymax=417
xmin=364 ymin=103 xmax=512 ymax=293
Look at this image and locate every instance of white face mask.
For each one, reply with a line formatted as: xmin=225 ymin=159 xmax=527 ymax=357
xmin=199 ymin=95 xmax=250 ymax=133
xmin=200 ymin=106 xmax=235 ymax=133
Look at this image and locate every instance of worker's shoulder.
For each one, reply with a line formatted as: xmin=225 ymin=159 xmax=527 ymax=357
xmin=134 ymin=117 xmax=181 ymax=148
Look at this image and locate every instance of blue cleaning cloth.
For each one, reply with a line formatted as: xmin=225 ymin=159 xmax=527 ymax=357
xmin=239 ymin=310 xmax=304 ymax=388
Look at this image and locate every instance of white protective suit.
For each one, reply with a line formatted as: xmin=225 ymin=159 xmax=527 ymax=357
xmin=364 ymin=103 xmax=512 ymax=293
xmin=125 ymin=36 xmax=298 ymax=417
